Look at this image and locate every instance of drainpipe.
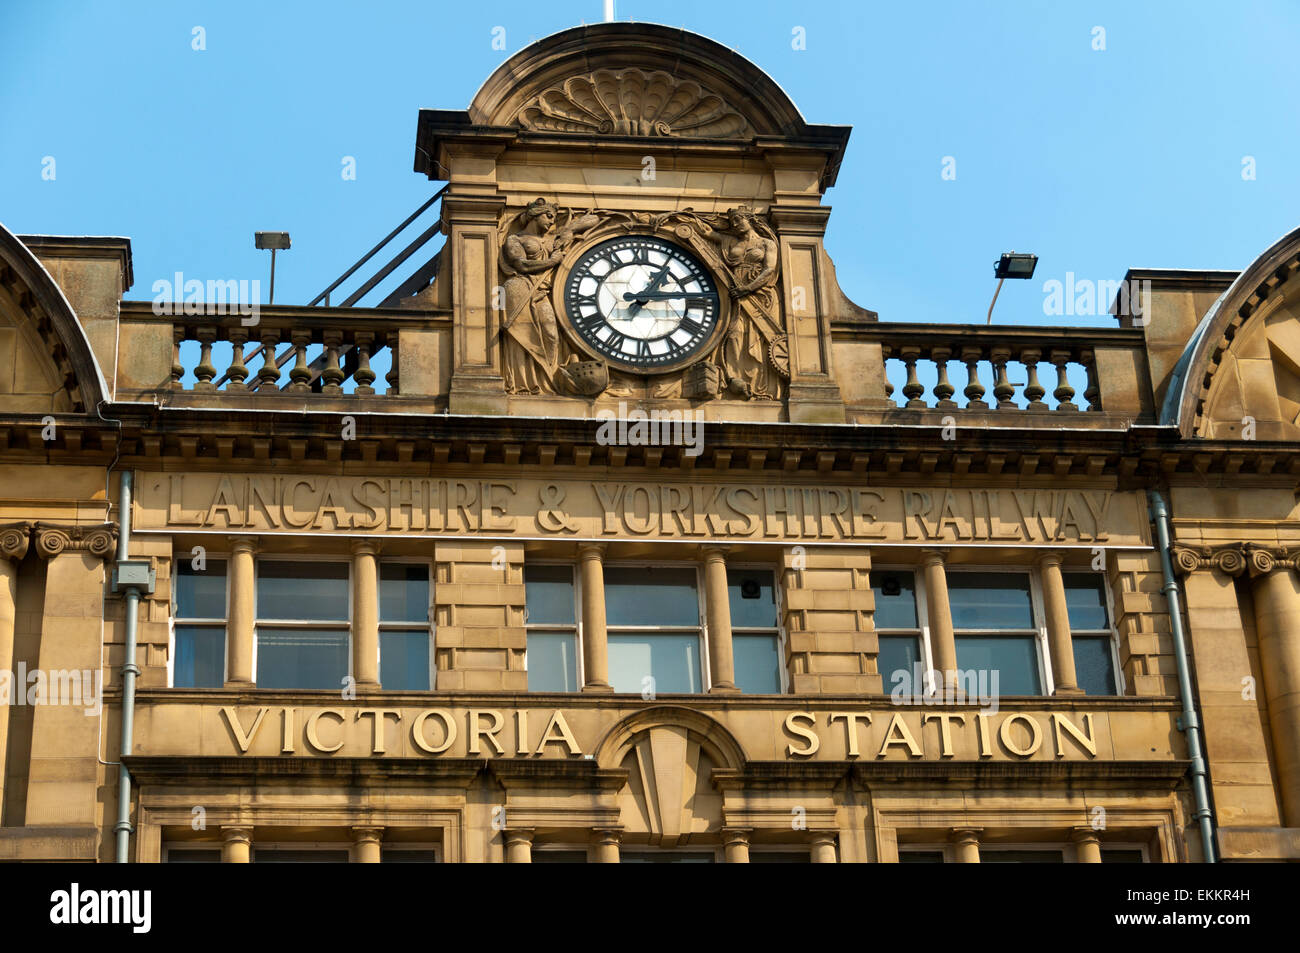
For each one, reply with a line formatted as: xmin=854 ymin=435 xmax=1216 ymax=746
xmin=1149 ymin=489 xmax=1217 ymax=862
xmin=111 ymin=470 xmax=154 ymax=862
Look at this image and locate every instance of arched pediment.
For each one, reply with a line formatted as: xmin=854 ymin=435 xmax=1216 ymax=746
xmin=468 ymin=23 xmax=811 ymax=139
xmin=1163 ymin=225 xmax=1300 ymax=439
xmin=0 ymin=223 xmax=108 ymax=413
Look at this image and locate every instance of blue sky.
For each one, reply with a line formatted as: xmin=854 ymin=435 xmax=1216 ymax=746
xmin=2 ymin=0 xmax=1298 ymax=328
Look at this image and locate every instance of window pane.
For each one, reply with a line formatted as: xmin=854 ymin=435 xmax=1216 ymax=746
xmin=727 ymin=569 xmax=776 ymax=629
xmin=981 ymin=850 xmax=1063 ymax=863
xmin=605 ymin=567 xmax=698 ymax=627
xmin=380 ymin=563 xmax=429 ymax=623
xmin=165 ymin=848 xmax=221 ymax=863
xmin=532 ymin=850 xmax=589 ymax=863
xmin=620 ymin=851 xmax=714 ymax=863
xmin=734 ymin=634 xmax=781 ymax=694
xmin=381 ymin=628 xmax=430 ymax=691
xmin=257 ymin=562 xmax=349 ymax=620
xmin=955 ymin=635 xmax=1041 ymax=695
xmin=1101 ymin=849 xmax=1144 ymax=863
xmin=175 ymin=559 xmax=226 ymax=619
xmin=609 ymin=633 xmax=701 ymax=694
xmin=1073 ymin=636 xmax=1117 ymax=696
xmin=524 ymin=565 xmax=576 ymax=625
xmin=871 ymin=571 xmax=918 ymax=629
xmin=174 ymin=625 xmax=225 ymax=688
xmin=877 ymin=635 xmax=921 ymax=692
xmin=948 ymin=573 xmax=1033 ymax=630
xmin=257 ymin=628 xmax=348 ymax=689
xmin=254 ymin=849 xmax=350 ymax=863
xmin=382 ymin=850 xmax=439 ymax=863
xmin=528 ymin=631 xmax=578 ymax=692
xmin=1063 ymin=573 xmax=1110 ymax=630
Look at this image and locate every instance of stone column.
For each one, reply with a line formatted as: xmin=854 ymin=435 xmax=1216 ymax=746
xmin=810 ymin=833 xmax=838 ymax=863
xmin=920 ymin=549 xmax=957 ymax=693
xmin=722 ymin=828 xmax=751 ymax=863
xmin=0 ymin=524 xmax=30 ymax=813
xmin=221 ymin=826 xmax=252 ymax=863
xmin=351 ymin=540 xmax=380 ymax=689
xmin=952 ymin=828 xmax=982 ymax=863
xmin=504 ymin=829 xmax=534 ymax=863
xmin=27 ymin=524 xmax=114 ymax=827
xmin=593 ymin=828 xmax=621 ymax=863
xmin=1072 ymin=828 xmax=1101 ymax=863
xmin=226 ymin=537 xmax=256 ymax=687
xmin=353 ymin=827 xmax=383 ymax=863
xmin=702 ymin=546 xmax=738 ymax=693
xmin=1037 ymin=551 xmax=1082 ymax=695
xmin=1248 ymin=552 xmax=1300 ymax=826
xmin=578 ymin=544 xmax=612 ymax=692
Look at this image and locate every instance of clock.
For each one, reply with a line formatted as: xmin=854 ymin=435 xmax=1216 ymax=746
xmin=563 ymin=235 xmax=721 ymax=372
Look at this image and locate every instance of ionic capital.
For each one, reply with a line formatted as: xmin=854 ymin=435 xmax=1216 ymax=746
xmin=0 ymin=522 xmax=32 ymax=562
xmin=33 ymin=522 xmax=117 ymax=561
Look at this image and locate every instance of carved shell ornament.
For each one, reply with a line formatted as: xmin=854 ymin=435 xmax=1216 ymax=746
xmin=515 ymin=68 xmax=748 ymax=138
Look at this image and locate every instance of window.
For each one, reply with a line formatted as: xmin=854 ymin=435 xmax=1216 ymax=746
xmin=620 ymin=850 xmax=714 ymax=863
xmin=749 ymin=850 xmax=810 ymax=863
xmin=381 ymin=848 xmax=439 ymax=863
xmin=256 ymin=561 xmax=350 ymax=689
xmin=728 ymin=568 xmax=783 ymax=694
xmin=173 ymin=558 xmax=227 ymax=688
xmin=1100 ymin=848 xmax=1145 ymax=863
xmin=532 ymin=849 xmax=589 ymax=863
xmin=1064 ymin=573 xmax=1119 ymax=695
xmin=525 ymin=564 xmax=579 ymax=692
xmin=252 ymin=846 xmax=350 ymax=863
xmin=162 ymin=846 xmax=221 ymax=862
xmin=898 ymin=850 xmax=946 ymax=863
xmin=948 ymin=572 xmax=1042 ymax=695
xmin=981 ymin=849 xmax=1064 ymax=863
xmin=379 ymin=562 xmax=432 ymax=690
xmin=606 ymin=566 xmax=702 ymax=694
xmin=871 ymin=570 xmax=925 ymax=693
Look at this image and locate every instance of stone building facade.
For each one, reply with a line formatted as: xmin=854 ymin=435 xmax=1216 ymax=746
xmin=0 ymin=23 xmax=1297 ymax=862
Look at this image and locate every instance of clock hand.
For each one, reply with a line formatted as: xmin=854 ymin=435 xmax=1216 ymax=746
xmin=624 ymin=264 xmax=674 ymax=316
xmin=620 ymin=291 xmax=704 ymax=301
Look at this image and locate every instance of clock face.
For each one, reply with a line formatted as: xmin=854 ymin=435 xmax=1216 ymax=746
xmin=563 ymin=236 xmax=721 ymax=371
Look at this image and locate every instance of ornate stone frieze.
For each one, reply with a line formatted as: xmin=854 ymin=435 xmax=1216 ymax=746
xmin=33 ymin=522 xmax=117 ymax=561
xmin=1170 ymin=542 xmax=1300 ymax=577
xmin=515 ymin=68 xmax=748 ymax=138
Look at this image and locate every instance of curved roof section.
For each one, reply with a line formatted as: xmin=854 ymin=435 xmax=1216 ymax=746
xmin=0 ymin=222 xmax=110 ymax=413
xmin=469 ymin=22 xmax=811 ymax=136
xmin=1162 ymin=224 xmax=1300 ymax=435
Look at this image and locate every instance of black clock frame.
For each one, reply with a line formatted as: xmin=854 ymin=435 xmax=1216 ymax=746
xmin=559 ymin=232 xmax=727 ymax=374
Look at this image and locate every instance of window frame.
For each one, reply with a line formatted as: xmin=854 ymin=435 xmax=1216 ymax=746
xmin=377 ymin=557 xmax=435 ymax=691
xmin=1062 ymin=570 xmax=1126 ymax=696
xmin=870 ymin=565 xmax=934 ymax=695
xmin=249 ymin=841 xmax=353 ymax=863
xmin=945 ymin=565 xmax=1050 ymax=696
xmin=725 ymin=561 xmax=788 ymax=695
xmin=253 ymin=555 xmax=354 ymax=689
xmin=169 ymin=551 xmax=231 ymax=688
xmin=603 ymin=559 xmax=709 ymax=693
xmin=523 ymin=559 xmax=585 ymax=692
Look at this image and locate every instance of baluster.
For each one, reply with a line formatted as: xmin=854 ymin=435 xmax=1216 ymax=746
xmin=321 ymin=330 xmax=345 ymax=396
xmin=882 ymin=344 xmax=895 ymax=401
xmin=257 ymin=329 xmax=281 ymax=392
xmin=961 ymin=346 xmax=987 ymax=409
xmin=1020 ymin=347 xmax=1046 ymax=411
xmin=1050 ymin=348 xmax=1077 ymax=411
xmin=170 ymin=326 xmax=185 ymax=389
xmin=1081 ymin=348 xmax=1101 ymax=411
xmin=194 ymin=327 xmax=218 ymax=391
xmin=932 ymin=346 xmax=956 ymax=410
xmin=227 ymin=328 xmax=250 ymax=391
xmin=386 ymin=335 xmax=400 ymax=395
xmin=354 ymin=331 xmax=377 ymax=396
xmin=991 ymin=347 xmax=1015 ymax=409
xmin=287 ymin=329 xmax=312 ymax=394
xmin=900 ymin=346 xmax=926 ymax=408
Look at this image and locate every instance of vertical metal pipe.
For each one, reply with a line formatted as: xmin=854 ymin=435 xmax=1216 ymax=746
xmin=114 ymin=470 xmax=140 ymax=863
xmin=1149 ymin=489 xmax=1217 ymax=862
